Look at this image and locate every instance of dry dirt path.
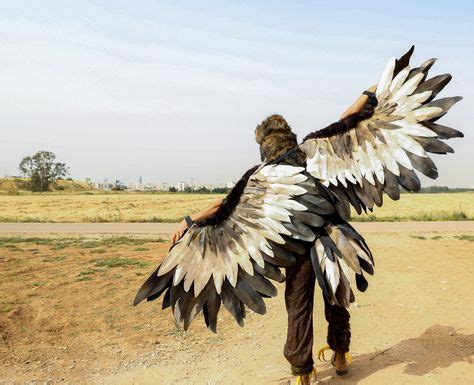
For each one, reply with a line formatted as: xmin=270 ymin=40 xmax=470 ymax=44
xmin=0 ymin=221 xmax=473 ymax=234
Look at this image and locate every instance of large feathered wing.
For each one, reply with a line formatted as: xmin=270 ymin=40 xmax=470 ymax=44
xmin=300 ymin=46 xmax=463 ymax=215
xmin=134 ymin=162 xmax=374 ymax=330
xmin=134 ymin=47 xmax=463 ymax=332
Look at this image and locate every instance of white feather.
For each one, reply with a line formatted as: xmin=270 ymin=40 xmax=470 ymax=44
xmin=392 ymin=131 xmax=428 ymax=157
xmin=391 ymin=73 xmax=424 ymax=104
xmin=260 ymin=165 xmax=305 ymax=177
xmin=412 ymin=106 xmax=443 ymax=121
xmin=376 ymin=57 xmax=396 ymax=95
xmin=325 ymin=257 xmax=340 ymax=293
xmin=389 ymin=67 xmax=410 ymax=93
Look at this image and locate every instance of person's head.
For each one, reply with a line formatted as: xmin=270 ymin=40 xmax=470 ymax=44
xmin=255 ymin=114 xmax=298 ymax=162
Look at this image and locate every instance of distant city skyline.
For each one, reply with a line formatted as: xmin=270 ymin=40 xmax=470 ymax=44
xmin=1 ymin=1 xmax=472 ymax=187
xmin=82 ymin=175 xmax=236 ymax=191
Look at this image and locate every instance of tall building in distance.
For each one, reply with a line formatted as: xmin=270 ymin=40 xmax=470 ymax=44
xmin=176 ymin=181 xmax=187 ymax=192
xmin=136 ymin=176 xmax=144 ymax=190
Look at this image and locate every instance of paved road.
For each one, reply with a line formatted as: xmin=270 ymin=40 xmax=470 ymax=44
xmin=0 ymin=221 xmax=472 ymax=234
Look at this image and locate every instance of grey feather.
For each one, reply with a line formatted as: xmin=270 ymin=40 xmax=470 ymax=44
xmin=397 ymin=165 xmax=421 ymax=192
xmin=414 ymin=74 xmax=452 ymax=102
xmin=406 ymin=152 xmax=438 ymax=179
xmin=419 ymin=96 xmax=463 ymax=119
xmin=413 ymin=136 xmax=454 ymax=154
xmin=421 ymin=121 xmax=463 ymax=139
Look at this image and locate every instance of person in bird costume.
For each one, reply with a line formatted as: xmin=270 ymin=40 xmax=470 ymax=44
xmin=134 ymin=46 xmax=463 ymax=383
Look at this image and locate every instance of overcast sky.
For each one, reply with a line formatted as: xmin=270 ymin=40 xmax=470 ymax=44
xmin=0 ymin=0 xmax=472 ymax=186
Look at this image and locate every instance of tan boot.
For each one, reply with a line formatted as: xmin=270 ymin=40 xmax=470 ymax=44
xmin=331 ymin=351 xmax=348 ymax=376
xmin=318 ymin=345 xmax=352 ymax=376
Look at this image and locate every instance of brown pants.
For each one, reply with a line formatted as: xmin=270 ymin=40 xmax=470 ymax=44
xmin=283 ymin=251 xmax=351 ymax=375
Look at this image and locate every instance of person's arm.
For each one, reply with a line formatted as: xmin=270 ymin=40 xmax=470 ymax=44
xmin=171 ymin=199 xmax=224 ymax=244
xmin=340 ymin=84 xmax=377 ymax=120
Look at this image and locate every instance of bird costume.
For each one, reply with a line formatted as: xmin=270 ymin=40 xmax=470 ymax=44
xmin=134 ymin=46 xmax=463 ymax=378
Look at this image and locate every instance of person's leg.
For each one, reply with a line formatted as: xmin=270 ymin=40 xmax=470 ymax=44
xmin=283 ymin=253 xmax=316 ymax=377
xmin=324 ymin=297 xmax=351 ymax=353
xmin=324 ymin=297 xmax=351 ymax=375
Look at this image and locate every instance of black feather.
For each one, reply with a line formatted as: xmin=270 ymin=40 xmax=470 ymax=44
xmin=253 ymin=260 xmax=285 ymax=283
xmin=319 ymin=235 xmax=342 ymax=260
xmin=333 ymin=192 xmax=351 ymax=220
xmin=203 ymin=286 xmax=221 ymax=333
xmin=265 ymin=242 xmax=297 ymax=266
xmin=161 ymin=288 xmax=171 ymax=309
xmin=355 ymin=273 xmax=369 ymax=292
xmin=310 ymin=245 xmax=330 ymax=300
xmin=357 ymin=256 xmax=374 ymax=275
xmin=298 ymin=194 xmax=335 ymax=214
xmin=393 ymin=45 xmax=414 ymax=77
xmin=134 ymin=266 xmax=174 ymax=306
xmin=341 ymin=184 xmax=365 ymax=215
xmin=221 ymin=282 xmax=245 ymax=327
xmin=232 ymin=279 xmax=266 ymax=315
xmin=170 ymin=281 xmax=186 ymax=309
xmin=279 ymin=236 xmax=306 ymax=255
xmin=181 ymin=292 xmax=200 ymax=330
xmin=239 ymin=269 xmax=277 ymax=297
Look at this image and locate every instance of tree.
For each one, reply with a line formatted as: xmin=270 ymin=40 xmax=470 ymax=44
xmin=19 ymin=151 xmax=69 ymax=192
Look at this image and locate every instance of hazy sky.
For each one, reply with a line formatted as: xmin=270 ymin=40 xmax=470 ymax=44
xmin=1 ymin=1 xmax=472 ymax=186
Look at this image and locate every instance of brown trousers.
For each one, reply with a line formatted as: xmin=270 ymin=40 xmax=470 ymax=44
xmin=283 ymin=251 xmax=351 ymax=375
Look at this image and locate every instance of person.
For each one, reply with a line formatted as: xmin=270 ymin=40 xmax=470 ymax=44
xmin=170 ymin=86 xmax=376 ymax=383
xmin=138 ymin=46 xmax=463 ymax=385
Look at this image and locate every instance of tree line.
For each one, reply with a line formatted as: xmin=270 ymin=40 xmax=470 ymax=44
xmin=168 ymin=186 xmax=230 ymax=194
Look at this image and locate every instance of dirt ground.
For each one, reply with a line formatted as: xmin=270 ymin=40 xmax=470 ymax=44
xmin=0 ymin=224 xmax=473 ymax=384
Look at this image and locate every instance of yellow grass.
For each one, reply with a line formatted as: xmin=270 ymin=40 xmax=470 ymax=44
xmin=0 ymin=193 xmax=226 ymax=222
xmin=0 ymin=192 xmax=472 ymax=223
xmin=355 ymin=192 xmax=473 ymax=221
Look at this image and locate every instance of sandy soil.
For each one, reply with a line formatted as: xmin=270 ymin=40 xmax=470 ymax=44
xmin=0 ymin=224 xmax=473 ymax=384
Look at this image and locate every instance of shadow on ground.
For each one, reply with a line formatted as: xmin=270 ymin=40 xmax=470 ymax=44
xmin=280 ymin=325 xmax=473 ymax=384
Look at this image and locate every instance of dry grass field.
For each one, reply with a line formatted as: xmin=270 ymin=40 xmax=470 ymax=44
xmin=0 ymin=193 xmax=226 ymax=223
xmin=0 ymin=227 xmax=473 ymax=384
xmin=0 ymin=192 xmax=472 ymax=223
xmin=355 ymin=192 xmax=473 ymax=221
